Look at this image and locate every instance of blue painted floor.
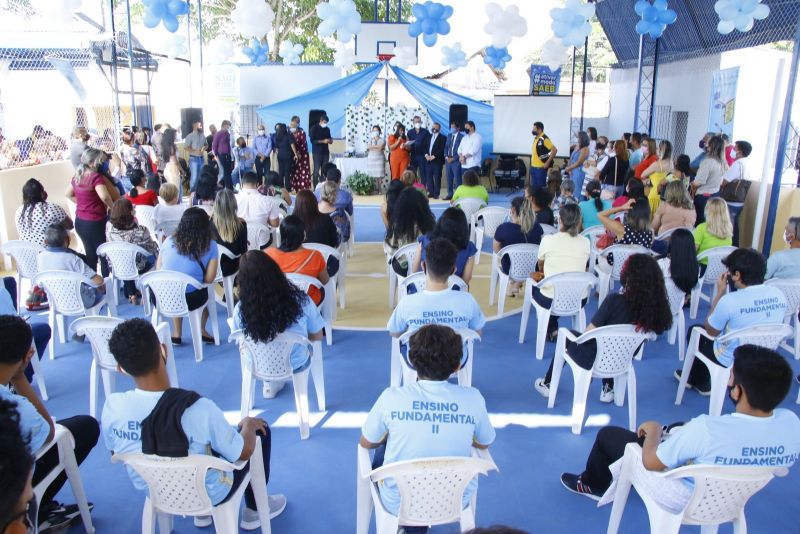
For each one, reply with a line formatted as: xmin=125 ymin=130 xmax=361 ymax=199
xmin=38 ymin=192 xmax=799 ymax=533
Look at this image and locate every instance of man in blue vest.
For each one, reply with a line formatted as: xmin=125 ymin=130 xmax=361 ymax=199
xmin=443 ymin=121 xmax=464 ymax=200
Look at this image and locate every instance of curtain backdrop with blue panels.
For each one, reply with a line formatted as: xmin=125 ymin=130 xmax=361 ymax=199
xmin=256 ymin=62 xmax=383 ymax=142
xmin=390 ymin=65 xmax=495 ymax=159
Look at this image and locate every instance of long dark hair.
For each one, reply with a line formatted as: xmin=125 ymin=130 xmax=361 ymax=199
xmin=236 ymin=251 xmax=306 ymax=343
xmin=160 ymin=127 xmax=176 ymax=160
xmin=128 ymin=169 xmax=145 ymax=198
xmin=674 ymin=154 xmax=692 ymax=175
xmin=275 ymin=123 xmax=289 ymax=144
xmin=278 ymin=215 xmax=305 ymax=252
xmin=174 ymin=207 xmax=212 ymax=257
xmin=293 ymin=190 xmax=325 ymax=239
xmin=18 ymin=178 xmax=47 ymax=226
xmin=194 ymin=168 xmax=218 ymax=202
xmin=430 ymin=207 xmax=470 ymax=250
xmin=586 ymin=180 xmax=603 ymax=212
xmin=664 ymin=229 xmax=699 ymax=294
xmin=386 ymin=188 xmax=435 ymax=246
xmin=385 ymin=180 xmax=406 ymax=222
xmin=619 ymin=254 xmax=672 ymax=334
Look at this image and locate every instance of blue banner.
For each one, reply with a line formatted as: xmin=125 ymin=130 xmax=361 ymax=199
xmin=708 ymin=67 xmax=739 ymax=138
xmin=529 ymin=64 xmax=561 ymax=96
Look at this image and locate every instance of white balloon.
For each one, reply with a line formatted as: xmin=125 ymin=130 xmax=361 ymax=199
xmin=316 ymin=0 xmax=362 ymax=44
xmin=484 ymin=2 xmax=528 ymax=49
xmin=163 ymin=34 xmax=188 ymax=59
xmin=333 ymin=45 xmax=356 ymax=70
xmin=389 ymin=46 xmax=416 ymax=69
xmin=231 ymin=0 xmax=275 ymax=39
xmin=540 ymin=37 xmax=568 ymax=71
xmin=208 ymin=37 xmax=235 ymax=64
xmin=279 ymin=40 xmax=304 ymax=65
xmin=35 ymin=0 xmax=81 ymax=26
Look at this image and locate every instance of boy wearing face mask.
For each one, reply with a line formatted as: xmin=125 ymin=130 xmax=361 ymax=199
xmin=406 ymin=115 xmax=430 ymax=180
xmin=253 ymin=125 xmax=272 ymax=180
xmin=310 ymin=115 xmax=332 ymax=187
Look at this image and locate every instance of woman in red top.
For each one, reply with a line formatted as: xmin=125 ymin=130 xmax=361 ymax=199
xmin=65 ymin=147 xmax=117 ymax=274
xmin=124 ymin=169 xmax=158 ymax=206
xmin=266 ymin=215 xmax=329 ymax=305
xmin=634 ymin=138 xmax=658 ymax=179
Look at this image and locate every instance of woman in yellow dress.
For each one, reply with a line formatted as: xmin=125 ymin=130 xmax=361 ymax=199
xmin=641 ymin=140 xmax=674 ymax=216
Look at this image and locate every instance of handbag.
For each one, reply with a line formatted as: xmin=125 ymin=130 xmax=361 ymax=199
xmin=720 ymin=179 xmax=751 ymax=203
xmin=595 ymin=231 xmax=616 ymax=250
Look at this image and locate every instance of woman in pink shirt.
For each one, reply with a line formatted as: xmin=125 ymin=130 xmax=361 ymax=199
xmin=65 ymin=148 xmax=116 ymax=275
xmin=652 ymin=180 xmax=697 ymax=236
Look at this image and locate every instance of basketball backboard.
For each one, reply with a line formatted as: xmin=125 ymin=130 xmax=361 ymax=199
xmin=354 ymin=22 xmax=418 ymax=64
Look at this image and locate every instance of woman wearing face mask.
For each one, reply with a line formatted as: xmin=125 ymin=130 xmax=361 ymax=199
xmin=289 ymin=115 xmax=312 ymax=191
xmin=388 ymin=123 xmax=410 ymax=180
xmin=275 ymin=123 xmax=297 ymax=191
xmin=367 ymin=125 xmax=386 ymax=188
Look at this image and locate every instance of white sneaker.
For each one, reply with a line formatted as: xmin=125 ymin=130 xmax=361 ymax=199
xmin=239 ymin=495 xmax=287 ymax=530
xmin=534 ymin=378 xmax=550 ymax=398
xmin=262 ymin=381 xmax=286 ymax=399
xmin=193 ymin=515 xmax=212 ymax=528
xmin=600 ymin=383 xmax=614 ymax=403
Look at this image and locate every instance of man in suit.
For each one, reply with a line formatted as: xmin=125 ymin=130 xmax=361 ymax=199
xmin=423 ymin=122 xmax=446 ymax=199
xmin=406 ymin=115 xmax=430 ymax=179
xmin=444 ymin=121 xmax=464 ymax=200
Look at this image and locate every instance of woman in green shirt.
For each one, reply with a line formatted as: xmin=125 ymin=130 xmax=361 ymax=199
xmin=451 ymin=169 xmax=489 ymax=205
xmin=693 ymin=197 xmax=732 ymax=267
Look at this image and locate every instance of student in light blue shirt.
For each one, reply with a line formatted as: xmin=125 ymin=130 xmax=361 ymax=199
xmin=102 ymin=318 xmax=286 ymax=529
xmin=680 ymin=248 xmax=787 ymax=394
xmin=388 ymin=238 xmax=485 ymax=366
xmin=232 ymin=251 xmax=325 ymax=399
xmin=560 ymin=345 xmax=800 ymax=506
xmin=361 ymin=324 xmax=495 ymax=522
xmin=766 ymin=216 xmax=800 ymax=280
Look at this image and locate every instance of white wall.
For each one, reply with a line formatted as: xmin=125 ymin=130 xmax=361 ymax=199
xmin=237 ymin=64 xmax=342 ymax=106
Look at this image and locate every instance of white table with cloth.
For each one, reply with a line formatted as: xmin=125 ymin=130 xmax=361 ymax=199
xmin=331 ymin=155 xmax=388 ymax=193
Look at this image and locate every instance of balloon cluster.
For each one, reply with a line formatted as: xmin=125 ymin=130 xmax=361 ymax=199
xmin=242 ymin=39 xmax=270 ymax=66
xmin=279 ymin=41 xmax=305 ymax=65
xmin=714 ymin=0 xmax=770 ymax=35
xmin=389 ymin=46 xmax=417 ymax=69
xmin=483 ymin=2 xmax=527 ymax=49
xmin=333 ymin=45 xmax=356 ymax=70
xmin=550 ymin=0 xmax=595 ymax=48
xmin=441 ymin=42 xmax=467 ymax=70
xmin=540 ymin=37 xmax=569 ymax=71
xmin=208 ymin=38 xmax=235 ymax=64
xmin=36 ymin=0 xmax=81 ymax=26
xmin=232 ymin=0 xmax=275 ymax=39
xmin=316 ymin=0 xmax=362 ymax=44
xmin=483 ymin=46 xmax=512 ymax=70
xmin=634 ymin=0 xmax=677 ymax=39
xmin=162 ymin=33 xmax=188 ymax=59
xmin=408 ymin=1 xmax=453 ymax=47
xmin=143 ymin=0 xmax=189 ymax=33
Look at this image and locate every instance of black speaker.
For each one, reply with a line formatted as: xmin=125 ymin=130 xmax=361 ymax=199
xmin=308 ymin=109 xmax=327 ymax=128
xmin=449 ymin=104 xmax=468 ymax=129
xmin=180 ymin=107 xmax=203 ymax=138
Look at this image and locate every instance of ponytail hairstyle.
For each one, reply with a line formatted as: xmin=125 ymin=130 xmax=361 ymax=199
xmin=128 ymin=169 xmax=145 ymax=198
xmin=586 ymin=180 xmax=603 ymax=212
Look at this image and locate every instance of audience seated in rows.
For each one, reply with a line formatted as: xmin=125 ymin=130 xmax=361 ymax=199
xmin=385 ymin=187 xmax=436 ymax=276
xmin=236 ymin=172 xmax=281 ymax=244
xmin=261 ymin=170 xmax=293 ymax=207
xmin=652 ymin=180 xmax=696 ymax=237
xmin=124 ymin=169 xmax=158 ymax=207
xmin=551 ymin=178 xmax=578 ymax=218
xmin=656 ymin=228 xmax=700 ymax=296
xmin=526 ymin=186 xmax=554 ymax=226
xmin=451 ymin=169 xmax=489 ymax=206
xmin=38 ymin=224 xmax=105 ymax=310
xmin=611 ymin=178 xmax=644 ymax=208
xmin=106 ymin=198 xmax=159 ymax=305
xmin=315 ymin=167 xmax=354 ymax=215
xmin=597 ymin=197 xmax=653 ymax=267
xmin=693 ymin=197 xmax=733 ymax=267
xmin=191 ymin=165 xmax=219 ymax=214
xmin=152 ymin=183 xmax=186 ymax=226
xmin=211 ymin=189 xmax=248 ymax=277
xmin=493 ymin=196 xmax=543 ymax=287
xmin=412 ymin=207 xmax=477 ymax=284
xmin=318 ymin=180 xmax=352 ymax=246
xmin=578 ymin=181 xmax=611 ymax=229
xmin=766 ymin=216 xmax=800 ymax=280
xmin=267 ymin=216 xmax=329 ymax=305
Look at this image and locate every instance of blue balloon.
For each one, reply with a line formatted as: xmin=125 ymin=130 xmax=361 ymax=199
xmin=634 ymin=0 xmax=676 ymax=39
xmin=242 ymin=38 xmax=270 ymax=66
xmin=483 ymin=45 xmax=512 ymax=70
xmin=408 ymin=1 xmax=454 ymax=47
xmin=142 ymin=0 xmax=189 ymax=33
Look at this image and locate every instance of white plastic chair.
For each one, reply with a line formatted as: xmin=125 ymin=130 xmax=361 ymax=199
xmin=112 ymin=436 xmax=272 ymax=534
xmin=1 ymin=240 xmax=44 ymax=308
xmin=690 ymin=246 xmax=737 ymax=319
xmin=652 ymin=225 xmax=694 ymax=244
xmin=98 ymin=241 xmax=154 ymax=313
xmin=664 ymin=277 xmax=688 ymax=361
xmin=454 ymin=197 xmax=486 ymax=229
xmin=153 ymin=220 xmax=179 ymax=244
xmin=390 ymin=327 xmax=481 ymax=388
xmin=27 ymin=341 xmax=48 ymax=400
xmin=676 ymin=323 xmax=793 ymax=416
xmin=304 ymin=243 xmax=343 ymax=320
xmin=33 ymin=271 xmax=111 ymax=360
xmin=35 ymin=424 xmax=95 ymax=533
xmin=356 ymin=444 xmax=497 ymax=534
xmin=519 ymin=272 xmax=596 ymax=359
xmin=286 ymin=273 xmax=334 ymax=346
xmin=230 ymin=330 xmax=325 ymax=440
xmin=343 ymin=210 xmax=356 ymax=258
xmin=140 ymin=270 xmax=220 ymax=363
xmin=387 ymin=243 xmax=419 ymax=309
xmin=489 ymin=244 xmax=539 ymax=316
xmin=245 ymin=220 xmax=277 ymax=251
xmin=472 ymin=207 xmax=508 ymax=265
xmin=548 ymin=325 xmax=656 ymax=434
xmin=608 ymin=442 xmax=784 ymax=534
xmin=765 ymin=278 xmax=800 ymax=360
xmin=135 ymin=205 xmax=157 ymax=236
xmin=539 ymin=223 xmax=558 ymax=236
xmin=580 ymin=225 xmax=607 ymax=270
xmin=595 ymin=245 xmax=653 ymax=303
xmin=214 ymin=244 xmax=240 ymax=319
xmin=397 ymin=271 xmax=468 ymax=301
xmin=71 ymin=316 xmax=179 ymax=418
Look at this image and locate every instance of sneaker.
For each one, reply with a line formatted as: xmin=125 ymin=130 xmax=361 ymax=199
xmin=262 ymin=381 xmax=286 ymax=399
xmin=674 ymin=370 xmax=711 ymax=396
xmin=239 ymin=495 xmax=287 ymax=530
xmin=599 ymin=382 xmax=614 ymax=403
xmin=560 ymin=473 xmax=602 ymax=501
xmin=194 ymin=515 xmax=212 ymax=528
xmin=534 ymin=378 xmax=550 ymax=399
xmin=39 ymin=502 xmax=94 ymax=534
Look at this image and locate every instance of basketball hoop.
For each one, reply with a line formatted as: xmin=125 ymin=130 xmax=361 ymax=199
xmin=377 ymin=54 xmax=394 ymax=63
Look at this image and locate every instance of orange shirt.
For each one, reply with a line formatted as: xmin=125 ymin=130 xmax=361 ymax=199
xmin=635 ymin=154 xmax=658 ymax=179
xmin=266 ymin=247 xmax=326 ymax=304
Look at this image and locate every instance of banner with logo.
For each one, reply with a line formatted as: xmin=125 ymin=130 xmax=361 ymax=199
xmin=529 ymin=64 xmax=561 ymax=96
xmin=708 ymin=67 xmax=739 ymax=137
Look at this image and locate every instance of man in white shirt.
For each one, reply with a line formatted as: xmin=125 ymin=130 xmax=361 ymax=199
xmin=457 ymin=121 xmax=483 ymax=176
xmin=235 ymin=172 xmax=281 ymax=248
xmin=721 ymin=140 xmax=752 ymax=184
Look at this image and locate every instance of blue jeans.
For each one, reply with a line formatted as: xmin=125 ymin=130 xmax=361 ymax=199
xmin=445 ymin=160 xmax=462 ymax=197
xmin=189 ymin=155 xmax=204 ymax=192
xmin=531 ymin=166 xmax=547 ymax=188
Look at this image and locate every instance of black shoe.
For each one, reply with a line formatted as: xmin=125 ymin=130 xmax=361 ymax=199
xmin=674 ymin=370 xmax=711 ymax=396
xmin=560 ymin=473 xmax=602 ymax=501
xmin=443 ymin=195 xmax=453 ymax=201
xmin=171 ymin=336 xmax=182 ymax=346
xmin=546 ymin=330 xmax=559 ymax=343
xmin=39 ymin=502 xmax=94 ymax=534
